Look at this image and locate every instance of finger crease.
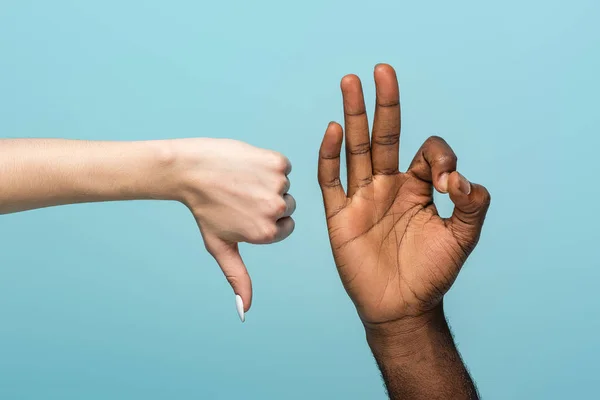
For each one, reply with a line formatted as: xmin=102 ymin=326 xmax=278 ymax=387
xmin=356 ymin=176 xmax=373 ymax=187
xmin=373 ymin=134 xmax=400 ymax=146
xmin=376 ymin=101 xmax=399 ymax=108
xmin=345 ymin=110 xmax=367 ymax=117
xmin=322 ymin=177 xmax=342 ymax=188
xmin=348 ymin=143 xmax=371 ymax=155
xmin=375 ymin=168 xmax=399 ymax=176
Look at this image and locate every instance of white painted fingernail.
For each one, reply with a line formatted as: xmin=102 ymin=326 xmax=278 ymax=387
xmin=235 ymin=295 xmax=245 ymax=323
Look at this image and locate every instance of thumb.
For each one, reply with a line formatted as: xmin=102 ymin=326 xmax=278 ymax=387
xmin=447 ymin=171 xmax=491 ymax=254
xmin=204 ymin=234 xmax=253 ymax=322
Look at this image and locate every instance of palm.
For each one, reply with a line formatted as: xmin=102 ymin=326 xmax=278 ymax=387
xmin=318 ymin=64 xmax=490 ymax=325
xmin=328 ymin=174 xmax=465 ymax=323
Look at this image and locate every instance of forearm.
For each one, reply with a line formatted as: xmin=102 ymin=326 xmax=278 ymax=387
xmin=365 ymin=304 xmax=478 ymax=400
xmin=0 ymin=139 xmax=178 ymax=214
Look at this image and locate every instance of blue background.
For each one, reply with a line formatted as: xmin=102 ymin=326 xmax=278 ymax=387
xmin=1 ymin=1 xmax=598 ymax=399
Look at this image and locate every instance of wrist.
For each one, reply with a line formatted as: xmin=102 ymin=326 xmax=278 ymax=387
xmin=365 ymin=305 xmax=478 ymax=399
xmin=159 ymin=137 xmax=215 ymax=207
xmin=365 ymin=306 xmax=447 ymax=360
xmin=129 ymin=140 xmax=182 ymax=201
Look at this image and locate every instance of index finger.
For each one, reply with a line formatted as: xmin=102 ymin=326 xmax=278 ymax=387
xmin=318 ymin=122 xmax=347 ymax=218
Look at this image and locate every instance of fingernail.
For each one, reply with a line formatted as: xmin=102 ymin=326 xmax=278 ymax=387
xmin=438 ymin=173 xmax=449 ymax=193
xmin=235 ymin=295 xmax=245 ymax=323
xmin=457 ymin=173 xmax=471 ymax=195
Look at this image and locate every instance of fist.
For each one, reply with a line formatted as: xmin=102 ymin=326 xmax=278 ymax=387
xmin=172 ymin=138 xmax=296 ymax=321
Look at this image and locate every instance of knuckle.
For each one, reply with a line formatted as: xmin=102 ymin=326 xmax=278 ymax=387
xmin=357 ymin=175 xmax=373 ymax=187
xmin=421 ymin=136 xmax=457 ymax=167
xmin=434 ymin=153 xmax=457 ymax=166
xmin=376 ymin=167 xmax=398 ymax=176
xmin=373 ymin=131 xmax=399 ymax=146
xmin=275 ymin=199 xmax=287 ymax=216
xmin=204 ymin=242 xmax=215 ymax=255
xmin=259 ymin=223 xmax=278 ymax=242
xmin=266 ymin=196 xmax=286 ymax=216
xmin=426 ymin=135 xmax=445 ymax=145
xmin=349 ymin=141 xmax=371 ymax=155
xmin=224 ymin=274 xmax=239 ymax=288
xmin=271 ymin=152 xmax=290 ymax=172
xmin=481 ymin=187 xmax=492 ymax=206
xmin=277 ymin=176 xmax=290 ymax=193
xmin=321 ymin=176 xmax=342 ymax=188
xmin=202 ymin=235 xmax=218 ymax=255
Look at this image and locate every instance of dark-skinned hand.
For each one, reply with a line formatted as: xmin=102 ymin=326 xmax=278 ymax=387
xmin=318 ymin=64 xmax=491 ymax=327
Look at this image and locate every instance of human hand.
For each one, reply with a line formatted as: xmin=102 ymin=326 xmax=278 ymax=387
xmin=171 ymin=138 xmax=295 ymax=321
xmin=318 ymin=64 xmax=490 ymax=328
